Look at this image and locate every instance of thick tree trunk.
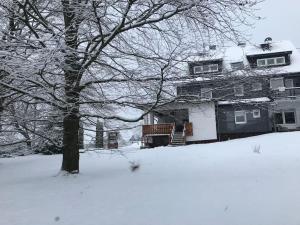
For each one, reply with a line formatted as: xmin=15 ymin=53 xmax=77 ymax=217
xmin=61 ymin=87 xmax=80 ymax=173
xmin=62 ymin=111 xmax=80 ymax=173
xmin=61 ymin=0 xmax=83 ymax=173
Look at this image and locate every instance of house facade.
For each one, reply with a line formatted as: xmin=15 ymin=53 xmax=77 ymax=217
xmin=142 ymin=39 xmax=300 ymax=148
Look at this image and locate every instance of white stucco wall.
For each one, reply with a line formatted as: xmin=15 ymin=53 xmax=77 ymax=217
xmin=186 ymin=102 xmax=217 ymax=142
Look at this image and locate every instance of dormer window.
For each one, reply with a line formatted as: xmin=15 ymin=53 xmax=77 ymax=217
xmin=194 ymin=64 xmax=219 ymax=74
xmin=257 ymin=56 xmax=286 ymax=67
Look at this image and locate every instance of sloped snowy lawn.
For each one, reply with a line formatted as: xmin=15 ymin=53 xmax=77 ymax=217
xmin=1 ymin=132 xmax=300 ymax=225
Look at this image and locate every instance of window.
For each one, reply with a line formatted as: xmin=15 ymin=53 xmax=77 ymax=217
xmin=252 ymin=82 xmax=262 ymax=91
xmin=194 ymin=66 xmax=203 ymax=74
xmin=253 ymin=109 xmax=261 ymax=118
xmin=193 ymin=64 xmax=219 ymax=74
xmin=235 ymin=111 xmax=247 ymax=124
xmin=270 ymin=77 xmax=284 ymax=90
xmin=234 ymin=85 xmax=244 ymax=96
xmin=231 ymin=62 xmax=244 ymax=70
xmin=274 ymin=111 xmax=296 ymax=124
xmin=285 ymin=112 xmax=296 ymax=124
xmin=257 ymin=59 xmax=266 ymax=67
xmin=201 ymin=88 xmax=212 ymax=99
xmin=285 ymin=79 xmax=294 ymax=88
xmin=274 ymin=113 xmax=283 ymax=124
xmin=257 ymin=57 xmax=286 ymax=67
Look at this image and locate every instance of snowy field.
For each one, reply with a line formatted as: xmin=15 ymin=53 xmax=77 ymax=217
xmin=1 ymin=132 xmax=300 ymax=225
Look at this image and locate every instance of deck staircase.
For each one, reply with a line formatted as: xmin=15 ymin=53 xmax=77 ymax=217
xmin=171 ymin=132 xmax=186 ymax=146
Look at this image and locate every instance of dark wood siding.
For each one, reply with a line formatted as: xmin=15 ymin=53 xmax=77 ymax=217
xmin=177 ymin=77 xmax=270 ymax=100
xmin=216 ymin=104 xmax=272 ymax=135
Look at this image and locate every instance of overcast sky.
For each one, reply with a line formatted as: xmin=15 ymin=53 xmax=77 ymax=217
xmin=251 ymin=0 xmax=300 ymax=48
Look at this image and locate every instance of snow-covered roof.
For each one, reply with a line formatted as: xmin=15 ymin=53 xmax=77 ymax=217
xmin=187 ymin=40 xmax=300 ymax=75
xmin=245 ymin=40 xmax=294 ymax=56
xmin=218 ymin=97 xmax=271 ymax=105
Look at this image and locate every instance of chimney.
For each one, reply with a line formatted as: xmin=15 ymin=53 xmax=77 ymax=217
xmin=238 ymin=42 xmax=246 ymax=47
xmin=209 ymin=45 xmax=217 ymax=50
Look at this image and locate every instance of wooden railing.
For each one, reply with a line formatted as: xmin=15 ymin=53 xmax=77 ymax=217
xmin=142 ymin=123 xmax=174 ymax=136
xmin=184 ymin=122 xmax=193 ymax=136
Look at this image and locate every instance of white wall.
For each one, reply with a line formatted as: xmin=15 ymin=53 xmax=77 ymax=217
xmin=186 ymin=102 xmax=217 ymax=142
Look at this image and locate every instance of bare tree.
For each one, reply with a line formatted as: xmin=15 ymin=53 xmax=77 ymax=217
xmin=0 ymin=0 xmax=259 ymax=173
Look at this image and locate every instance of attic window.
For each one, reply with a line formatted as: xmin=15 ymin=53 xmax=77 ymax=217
xmin=193 ymin=64 xmax=219 ymax=74
xmin=231 ymin=62 xmax=244 ymax=70
xmin=257 ymin=57 xmax=286 ymax=67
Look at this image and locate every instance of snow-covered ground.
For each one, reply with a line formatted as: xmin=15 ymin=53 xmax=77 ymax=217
xmin=1 ymin=132 xmax=300 ymax=225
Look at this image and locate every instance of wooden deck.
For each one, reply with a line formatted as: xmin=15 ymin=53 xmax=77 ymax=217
xmin=142 ymin=123 xmax=174 ymax=136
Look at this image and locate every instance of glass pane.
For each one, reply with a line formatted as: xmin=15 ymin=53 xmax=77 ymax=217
xmin=252 ymin=82 xmax=262 ymax=91
xmin=267 ymin=58 xmax=275 ymax=65
xmin=194 ymin=66 xmax=202 ymax=73
xmin=257 ymin=59 xmax=265 ymax=66
xmin=276 ymin=57 xmax=285 ymax=64
xmin=270 ymin=78 xmax=284 ymax=89
xmin=285 ymin=79 xmax=294 ymax=88
xmin=236 ymin=116 xmax=245 ymax=123
xmin=285 ymin=112 xmax=295 ymax=124
xmin=253 ymin=110 xmax=260 ymax=118
xmin=274 ymin=113 xmax=283 ymax=124
xmin=210 ymin=64 xmax=218 ymax=72
xmin=235 ymin=111 xmax=246 ymax=123
xmin=203 ymin=65 xmax=210 ymax=72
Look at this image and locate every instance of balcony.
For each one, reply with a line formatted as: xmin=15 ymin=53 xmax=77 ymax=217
xmin=272 ymin=87 xmax=300 ymax=98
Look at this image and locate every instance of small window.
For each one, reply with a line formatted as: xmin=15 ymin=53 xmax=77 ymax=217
xmin=231 ymin=62 xmax=244 ymax=70
xmin=252 ymin=82 xmax=262 ymax=91
xmin=274 ymin=113 xmax=283 ymax=124
xmin=270 ymin=77 xmax=284 ymax=90
xmin=253 ymin=109 xmax=261 ymax=118
xmin=276 ymin=57 xmax=285 ymax=65
xmin=285 ymin=112 xmax=296 ymax=124
xmin=285 ymin=79 xmax=294 ymax=88
xmin=235 ymin=111 xmax=247 ymax=124
xmin=257 ymin=57 xmax=286 ymax=67
xmin=203 ymin=65 xmax=210 ymax=72
xmin=201 ymin=88 xmax=212 ymax=99
xmin=209 ymin=64 xmax=219 ymax=72
xmin=234 ymin=85 xmax=244 ymax=96
xmin=257 ymin=59 xmax=266 ymax=67
xmin=194 ymin=66 xmax=203 ymax=74
xmin=193 ymin=64 xmax=218 ymax=74
xmin=274 ymin=111 xmax=296 ymax=124
xmin=267 ymin=58 xmax=275 ymax=65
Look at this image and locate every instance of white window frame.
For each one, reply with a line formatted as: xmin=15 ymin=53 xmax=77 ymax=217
xmin=234 ymin=85 xmax=244 ymax=96
xmin=275 ymin=111 xmax=296 ymax=125
xmin=235 ymin=111 xmax=247 ymax=124
xmin=253 ymin=109 xmax=261 ymax=118
xmin=200 ymin=88 xmax=212 ymax=99
xmin=257 ymin=56 xmax=286 ymax=67
xmin=193 ymin=64 xmax=219 ymax=74
xmin=270 ymin=77 xmax=284 ymax=90
xmin=252 ymin=82 xmax=262 ymax=91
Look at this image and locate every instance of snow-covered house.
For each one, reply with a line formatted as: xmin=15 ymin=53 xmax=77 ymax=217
xmin=142 ymin=39 xmax=300 ymax=147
